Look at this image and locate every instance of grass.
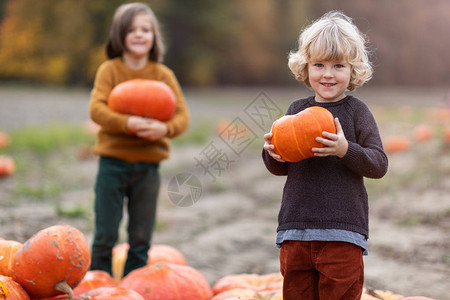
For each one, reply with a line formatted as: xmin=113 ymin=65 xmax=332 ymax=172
xmin=6 ymin=123 xmax=95 ymax=155
xmin=0 ymin=123 xmax=96 ymax=205
xmin=2 ymin=118 xmax=226 ymax=207
xmin=55 ymin=202 xmax=90 ymax=218
xmin=14 ymin=181 xmax=63 ymax=200
xmin=366 ymin=103 xmax=450 ymax=192
xmin=396 ymin=215 xmax=421 ymax=227
xmin=366 ymin=145 xmax=447 ymax=200
xmin=3 ymin=98 xmax=448 ymax=216
xmin=172 ymin=117 xmax=216 ymax=146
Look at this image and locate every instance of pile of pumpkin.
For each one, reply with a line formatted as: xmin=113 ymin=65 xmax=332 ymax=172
xmin=0 ymin=224 xmax=435 ymax=300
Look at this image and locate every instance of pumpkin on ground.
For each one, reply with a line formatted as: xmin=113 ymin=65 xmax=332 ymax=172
xmin=33 ymin=287 xmax=144 ymax=300
xmin=212 ymin=273 xmax=283 ymax=295
xmin=73 ymin=270 xmax=116 ymax=296
xmin=147 ymin=244 xmax=187 ymax=266
xmin=119 ymin=263 xmax=212 ymax=300
xmin=211 ymin=288 xmax=282 ymax=300
xmin=413 ymin=124 xmax=433 ymax=142
xmin=112 ymin=243 xmax=187 ymax=282
xmin=0 ymin=275 xmax=30 ymax=300
xmin=78 ymin=287 xmax=145 ymax=300
xmin=271 ymin=106 xmax=336 ymax=162
xmin=111 ymin=243 xmax=129 ymax=282
xmin=215 ymin=119 xmax=232 ymax=135
xmin=428 ymin=106 xmax=450 ymax=123
xmin=108 ymin=79 xmax=176 ymax=121
xmin=443 ymin=126 xmax=450 ymax=143
xmin=361 ymin=292 xmax=381 ymax=300
xmin=12 ymin=225 xmax=91 ymax=299
xmin=0 ymin=132 xmax=10 ymax=149
xmin=398 ymin=297 xmax=435 ymax=300
xmin=383 ymin=136 xmax=411 ymax=154
xmin=0 ymin=155 xmax=15 ymax=177
xmin=370 ymin=289 xmax=404 ymax=300
xmin=210 ymin=288 xmax=257 ymax=300
xmin=215 ymin=118 xmax=253 ymax=141
xmin=0 ymin=239 xmax=22 ymax=277
xmin=361 ymin=289 xmax=435 ymax=300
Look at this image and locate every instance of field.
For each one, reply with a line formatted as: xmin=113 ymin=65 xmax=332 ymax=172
xmin=0 ymin=85 xmax=449 ymax=299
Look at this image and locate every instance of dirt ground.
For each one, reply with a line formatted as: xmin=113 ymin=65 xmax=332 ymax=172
xmin=0 ymin=85 xmax=448 ymax=299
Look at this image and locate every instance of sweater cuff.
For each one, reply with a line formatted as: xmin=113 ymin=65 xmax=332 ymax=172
xmin=123 ymin=115 xmax=133 ymax=134
xmin=166 ymin=122 xmax=174 ymax=138
xmin=341 ymin=141 xmax=359 ymax=162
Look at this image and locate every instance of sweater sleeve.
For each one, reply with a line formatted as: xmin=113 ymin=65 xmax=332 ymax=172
xmin=262 ymin=149 xmax=288 ymax=176
xmin=89 ymin=62 xmax=130 ymax=133
xmin=161 ymin=68 xmax=190 ymax=138
xmin=340 ymin=102 xmax=388 ymax=179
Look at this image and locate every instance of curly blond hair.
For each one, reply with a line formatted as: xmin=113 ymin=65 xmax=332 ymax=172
xmin=288 ymin=11 xmax=372 ymax=91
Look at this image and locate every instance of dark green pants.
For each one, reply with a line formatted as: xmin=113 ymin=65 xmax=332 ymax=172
xmin=90 ymin=156 xmax=160 ymax=277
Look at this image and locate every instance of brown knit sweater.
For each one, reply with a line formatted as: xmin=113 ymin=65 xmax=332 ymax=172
xmin=89 ymin=58 xmax=190 ymax=163
xmin=262 ymin=95 xmax=388 ymax=238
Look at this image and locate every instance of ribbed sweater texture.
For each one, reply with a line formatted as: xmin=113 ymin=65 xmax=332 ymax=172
xmin=262 ymin=95 xmax=388 ymax=238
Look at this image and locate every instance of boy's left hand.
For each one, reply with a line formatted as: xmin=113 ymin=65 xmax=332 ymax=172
xmin=135 ymin=118 xmax=169 ymax=141
xmin=313 ymin=117 xmax=348 ymax=158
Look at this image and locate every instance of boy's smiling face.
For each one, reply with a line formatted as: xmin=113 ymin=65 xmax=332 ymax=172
xmin=307 ymin=60 xmax=351 ymax=103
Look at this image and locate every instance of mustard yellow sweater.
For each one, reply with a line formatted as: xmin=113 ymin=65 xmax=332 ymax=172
xmin=89 ymin=58 xmax=190 ymax=163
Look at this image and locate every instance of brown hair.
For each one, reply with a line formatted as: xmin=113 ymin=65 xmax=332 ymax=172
xmin=106 ymin=2 xmax=165 ymax=62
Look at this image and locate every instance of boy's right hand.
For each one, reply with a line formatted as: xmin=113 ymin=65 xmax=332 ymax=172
xmin=126 ymin=116 xmax=147 ymax=134
xmin=126 ymin=116 xmax=169 ymax=141
xmin=263 ymin=132 xmax=285 ymax=162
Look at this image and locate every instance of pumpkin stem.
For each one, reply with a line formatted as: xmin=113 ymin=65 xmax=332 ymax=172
xmin=0 ymin=280 xmax=10 ymax=297
xmin=54 ymin=281 xmax=74 ymax=299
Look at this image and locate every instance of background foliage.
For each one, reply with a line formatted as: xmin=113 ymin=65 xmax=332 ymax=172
xmin=0 ymin=0 xmax=449 ymax=86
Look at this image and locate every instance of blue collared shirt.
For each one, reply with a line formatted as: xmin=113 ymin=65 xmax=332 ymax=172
xmin=276 ymin=229 xmax=368 ymax=255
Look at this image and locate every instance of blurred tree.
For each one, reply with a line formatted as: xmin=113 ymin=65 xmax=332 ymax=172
xmin=0 ymin=0 xmax=6 ymax=21
xmin=306 ymin=0 xmax=450 ymax=86
xmin=0 ymin=0 xmax=121 ymax=85
xmin=0 ymin=1 xmax=56 ymax=82
xmin=223 ymin=0 xmax=280 ymax=85
xmin=0 ymin=0 xmax=448 ymax=86
xmin=162 ymin=0 xmax=309 ymax=86
xmin=364 ymin=0 xmax=450 ymax=86
xmin=159 ymin=0 xmax=235 ymax=85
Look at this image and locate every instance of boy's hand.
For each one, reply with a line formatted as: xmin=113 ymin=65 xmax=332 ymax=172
xmin=313 ymin=117 xmax=348 ymax=158
xmin=263 ymin=132 xmax=285 ymax=162
xmin=127 ymin=116 xmax=169 ymax=141
xmin=126 ymin=116 xmax=145 ymax=133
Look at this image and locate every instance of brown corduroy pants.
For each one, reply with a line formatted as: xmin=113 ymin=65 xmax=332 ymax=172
xmin=280 ymin=240 xmax=364 ymax=300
